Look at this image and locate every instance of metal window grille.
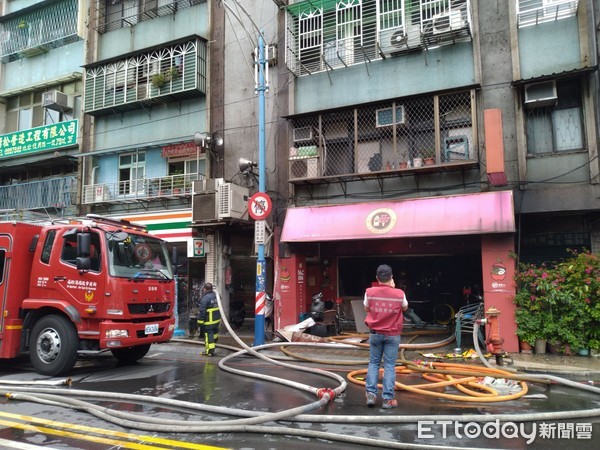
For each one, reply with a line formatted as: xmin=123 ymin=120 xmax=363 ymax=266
xmin=0 ymin=0 xmax=80 ymax=61
xmin=285 ymin=0 xmax=471 ymax=76
xmin=288 ymin=89 xmax=476 ymax=179
xmin=517 ymin=0 xmax=579 ymax=28
xmin=94 ymin=0 xmax=205 ymax=34
xmin=83 ymin=39 xmax=207 ymax=115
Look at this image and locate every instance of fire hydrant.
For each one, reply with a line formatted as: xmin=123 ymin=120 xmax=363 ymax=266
xmin=484 ymin=306 xmax=505 ymax=366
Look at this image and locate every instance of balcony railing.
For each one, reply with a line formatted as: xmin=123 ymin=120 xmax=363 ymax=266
xmin=83 ymin=173 xmax=202 ymax=204
xmin=94 ymin=0 xmax=206 ymax=34
xmin=83 ymin=38 xmax=207 ymax=116
xmin=0 ymin=176 xmax=76 ymax=211
xmin=0 ymin=0 xmax=81 ymax=61
xmin=517 ymin=0 xmax=579 ymax=28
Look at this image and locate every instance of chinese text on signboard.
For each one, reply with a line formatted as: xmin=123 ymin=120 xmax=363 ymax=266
xmin=0 ymin=119 xmax=78 ymax=160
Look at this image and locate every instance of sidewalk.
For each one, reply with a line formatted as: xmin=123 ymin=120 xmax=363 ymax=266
xmin=211 ymin=319 xmax=600 ymax=380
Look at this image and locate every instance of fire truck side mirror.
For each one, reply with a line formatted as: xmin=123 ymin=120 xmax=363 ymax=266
xmin=76 ymin=233 xmax=92 ymax=272
xmin=172 ymin=247 xmax=179 ymax=266
xmin=77 ymin=233 xmax=91 ymax=257
xmin=76 ymin=256 xmax=91 ymax=272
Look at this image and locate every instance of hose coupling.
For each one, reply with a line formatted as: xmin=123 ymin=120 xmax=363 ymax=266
xmin=316 ymin=387 xmax=336 ymax=402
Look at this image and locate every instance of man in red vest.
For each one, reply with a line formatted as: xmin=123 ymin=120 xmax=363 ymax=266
xmin=364 ymin=264 xmax=409 ymax=409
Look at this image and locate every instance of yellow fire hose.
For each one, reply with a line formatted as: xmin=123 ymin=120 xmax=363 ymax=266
xmin=347 ymin=361 xmax=529 ymax=402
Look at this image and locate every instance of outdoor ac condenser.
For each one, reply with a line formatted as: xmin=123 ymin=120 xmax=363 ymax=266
xmin=218 ymin=183 xmax=249 ymax=220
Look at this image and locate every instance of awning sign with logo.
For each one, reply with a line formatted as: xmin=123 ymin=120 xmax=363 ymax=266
xmin=281 ymin=191 xmax=515 ymax=242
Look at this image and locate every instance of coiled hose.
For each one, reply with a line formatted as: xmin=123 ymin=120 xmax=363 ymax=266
xmin=2 ymin=315 xmax=600 ymax=449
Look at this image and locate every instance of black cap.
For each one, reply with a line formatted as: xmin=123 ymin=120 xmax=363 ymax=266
xmin=376 ymin=264 xmax=393 ymax=282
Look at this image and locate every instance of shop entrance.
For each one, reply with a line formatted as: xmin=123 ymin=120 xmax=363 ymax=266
xmin=338 ymin=254 xmax=483 ymax=324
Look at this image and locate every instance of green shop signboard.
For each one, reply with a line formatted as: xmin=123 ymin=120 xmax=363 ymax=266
xmin=0 ymin=119 xmax=78 ymax=160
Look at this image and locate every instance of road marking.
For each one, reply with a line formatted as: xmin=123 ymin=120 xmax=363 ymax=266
xmin=0 ymin=412 xmax=226 ymax=450
xmin=0 ymin=437 xmax=60 ymax=450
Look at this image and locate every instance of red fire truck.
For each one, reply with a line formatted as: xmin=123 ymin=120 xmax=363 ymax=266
xmin=0 ymin=214 xmax=176 ymax=376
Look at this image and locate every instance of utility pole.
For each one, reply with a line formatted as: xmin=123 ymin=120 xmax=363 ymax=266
xmin=253 ymin=33 xmax=268 ymax=346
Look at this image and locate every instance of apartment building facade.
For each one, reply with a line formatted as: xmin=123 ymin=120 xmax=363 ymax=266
xmin=1 ymin=1 xmax=598 ymax=349
xmin=0 ymin=0 xmax=84 ymax=220
xmin=262 ymin=0 xmax=599 ymax=351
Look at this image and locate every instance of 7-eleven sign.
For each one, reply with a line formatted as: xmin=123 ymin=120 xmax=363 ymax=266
xmin=191 ymin=238 xmax=205 ymax=257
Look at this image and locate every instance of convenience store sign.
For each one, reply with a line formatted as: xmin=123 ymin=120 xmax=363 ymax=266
xmin=0 ymin=119 xmax=78 ymax=159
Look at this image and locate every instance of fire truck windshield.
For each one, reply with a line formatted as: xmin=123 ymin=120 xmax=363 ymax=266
xmin=106 ymin=231 xmax=173 ymax=280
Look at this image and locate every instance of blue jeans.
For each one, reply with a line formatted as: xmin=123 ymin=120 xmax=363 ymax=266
xmin=365 ymin=332 xmax=401 ymax=400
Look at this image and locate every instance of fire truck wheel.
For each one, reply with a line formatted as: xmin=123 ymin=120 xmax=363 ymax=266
xmin=30 ymin=315 xmax=79 ymax=376
xmin=110 ymin=344 xmax=151 ymax=364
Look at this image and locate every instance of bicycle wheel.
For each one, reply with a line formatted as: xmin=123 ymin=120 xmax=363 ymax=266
xmin=433 ymin=303 xmax=455 ymax=325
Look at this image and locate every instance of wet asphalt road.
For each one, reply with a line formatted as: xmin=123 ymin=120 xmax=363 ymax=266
xmin=1 ymin=337 xmax=600 ymax=450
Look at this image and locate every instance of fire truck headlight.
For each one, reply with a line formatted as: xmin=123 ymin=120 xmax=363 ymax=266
xmin=106 ymin=329 xmax=129 ymax=339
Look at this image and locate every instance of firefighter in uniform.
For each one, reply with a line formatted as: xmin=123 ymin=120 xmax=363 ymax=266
xmin=197 ymin=283 xmax=221 ymax=356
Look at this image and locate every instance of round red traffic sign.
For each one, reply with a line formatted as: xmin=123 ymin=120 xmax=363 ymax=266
xmin=248 ymin=192 xmax=273 ymax=220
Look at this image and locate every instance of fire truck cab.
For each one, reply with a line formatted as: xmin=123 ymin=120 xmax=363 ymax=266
xmin=0 ymin=214 xmax=176 ymax=376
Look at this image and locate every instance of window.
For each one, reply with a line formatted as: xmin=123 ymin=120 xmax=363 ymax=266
xmin=286 ymin=0 xmax=471 ymax=76
xmin=41 ymin=230 xmax=56 ymax=264
xmin=336 ymin=0 xmax=363 ymax=66
xmin=6 ymin=86 xmax=81 ymax=133
xmin=0 ymin=249 xmax=5 ymax=285
xmin=525 ymin=78 xmax=584 ymax=154
xmin=99 ymin=0 xmax=203 ymax=34
xmin=298 ymin=7 xmax=323 ymax=73
xmin=119 ymin=152 xmax=146 ymax=195
xmin=517 ymin=0 xmax=580 ymax=27
xmin=290 ymin=89 xmax=476 ymax=177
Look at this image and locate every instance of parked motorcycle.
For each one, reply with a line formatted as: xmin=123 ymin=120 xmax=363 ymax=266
xmin=310 ymin=292 xmax=325 ymax=322
xmin=229 ymin=300 xmax=246 ymax=330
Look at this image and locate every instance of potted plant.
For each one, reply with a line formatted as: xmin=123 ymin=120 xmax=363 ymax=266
xmin=171 ymin=169 xmax=185 ymax=194
xmin=513 ymin=251 xmax=600 ymax=355
xmin=151 ymin=67 xmax=180 ymax=90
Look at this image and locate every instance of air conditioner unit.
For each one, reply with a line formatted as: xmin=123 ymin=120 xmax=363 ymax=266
xmin=218 ymin=183 xmax=249 ymax=220
xmin=524 ymin=80 xmax=557 ymax=107
xmin=376 ymin=105 xmax=406 ymax=127
xmin=379 ymin=25 xmax=423 ymax=56
xmin=192 ymin=178 xmax=222 ymax=194
xmin=289 ymin=157 xmax=320 ymax=179
xmin=293 ymin=126 xmax=313 ymax=142
xmin=192 ymin=191 xmax=217 ymax=222
xmin=42 ymin=90 xmax=73 ymax=111
xmin=432 ymin=10 xmax=466 ymax=34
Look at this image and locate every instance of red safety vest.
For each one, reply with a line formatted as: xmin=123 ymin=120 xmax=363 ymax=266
xmin=365 ymin=284 xmax=406 ymax=335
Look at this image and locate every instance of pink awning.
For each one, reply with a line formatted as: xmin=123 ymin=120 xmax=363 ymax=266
xmin=281 ymin=191 xmax=515 ymax=242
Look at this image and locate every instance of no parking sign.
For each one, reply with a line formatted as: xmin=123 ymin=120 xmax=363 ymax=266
xmin=248 ymin=192 xmax=272 ymax=220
